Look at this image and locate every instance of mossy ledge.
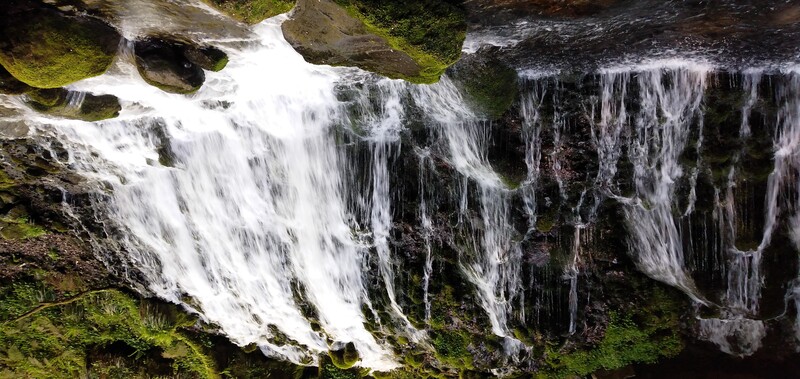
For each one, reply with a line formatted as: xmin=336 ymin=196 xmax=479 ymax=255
xmin=332 ymin=0 xmax=467 ymax=84
xmin=282 ymin=0 xmax=466 ymax=84
xmin=202 ymin=0 xmax=295 ymax=24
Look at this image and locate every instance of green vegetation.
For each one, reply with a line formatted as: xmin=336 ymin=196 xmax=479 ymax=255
xmin=319 ymin=355 xmax=368 ymax=379
xmin=432 ymin=331 xmax=473 ymax=370
xmin=0 ymin=287 xmax=216 ymax=378
xmin=0 ymin=9 xmax=119 ymax=89
xmin=203 ymin=0 xmax=295 ymax=24
xmin=0 ymin=217 xmax=47 ymax=240
xmin=539 ymin=289 xmax=684 ymax=378
xmin=333 ymin=0 xmax=466 ymax=83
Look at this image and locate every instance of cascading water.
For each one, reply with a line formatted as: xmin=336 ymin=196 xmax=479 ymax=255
xmin=412 ymin=79 xmax=524 ymax=341
xmin=615 ymin=63 xmax=709 ymax=303
xmin=33 ymin=19 xmax=400 ymax=369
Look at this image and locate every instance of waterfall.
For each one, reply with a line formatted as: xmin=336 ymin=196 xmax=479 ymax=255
xmin=32 ymin=19 xmax=399 ymax=369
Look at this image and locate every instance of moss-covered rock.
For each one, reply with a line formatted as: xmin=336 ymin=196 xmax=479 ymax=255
xmin=336 ymin=0 xmax=466 ymax=83
xmin=282 ymin=0 xmax=466 ymax=84
xmin=25 ymin=88 xmax=121 ymax=121
xmin=134 ymin=37 xmax=206 ymax=94
xmin=0 ymin=6 xmax=120 ymax=89
xmin=203 ymin=0 xmax=295 ymax=24
xmin=329 ymin=342 xmax=360 ymax=369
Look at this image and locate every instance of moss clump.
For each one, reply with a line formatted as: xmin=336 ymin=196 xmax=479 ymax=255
xmin=0 ymin=65 xmax=32 ymax=95
xmin=332 ymin=0 xmax=466 ymax=84
xmin=432 ymin=331 xmax=473 ymax=369
xmin=329 ymin=342 xmax=360 ymax=369
xmin=540 ymin=289 xmax=684 ymax=378
xmin=319 ymin=355 xmax=367 ymax=379
xmin=0 ymin=8 xmax=120 ymax=89
xmin=203 ymin=0 xmax=295 ymax=24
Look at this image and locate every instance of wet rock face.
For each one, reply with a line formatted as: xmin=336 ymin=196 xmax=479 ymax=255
xmin=0 ymin=1 xmax=120 ymax=89
xmin=447 ymin=47 xmax=519 ymax=120
xmin=134 ymin=38 xmax=206 ymax=94
xmin=465 ymin=0 xmax=622 ymax=23
xmin=282 ymin=0 xmax=422 ymax=81
xmin=465 ymin=0 xmax=800 ymax=72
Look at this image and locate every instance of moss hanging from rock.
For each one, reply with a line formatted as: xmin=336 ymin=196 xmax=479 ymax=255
xmin=203 ymin=0 xmax=295 ymax=24
xmin=0 ymin=6 xmax=120 ymax=89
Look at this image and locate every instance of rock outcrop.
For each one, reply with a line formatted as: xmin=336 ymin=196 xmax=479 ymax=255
xmin=283 ymin=0 xmax=466 ymax=83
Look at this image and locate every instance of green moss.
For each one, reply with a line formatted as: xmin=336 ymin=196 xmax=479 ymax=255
xmin=329 ymin=342 xmax=360 ymax=369
xmin=0 ymin=9 xmax=119 ymax=89
xmin=320 ymin=355 xmax=367 ymax=379
xmin=0 ymin=288 xmax=216 ymax=379
xmin=212 ymin=55 xmax=230 ymax=72
xmin=203 ymin=0 xmax=295 ymax=24
xmin=333 ymin=0 xmax=466 ymax=84
xmin=432 ymin=331 xmax=472 ymax=369
xmin=540 ymin=289 xmax=684 ymax=378
xmin=450 ymin=54 xmax=519 ymax=119
xmin=0 ymin=217 xmax=47 ymax=240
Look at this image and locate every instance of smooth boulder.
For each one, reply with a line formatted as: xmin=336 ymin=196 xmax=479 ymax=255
xmin=134 ymin=38 xmax=206 ymax=94
xmin=183 ymin=45 xmax=229 ymax=72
